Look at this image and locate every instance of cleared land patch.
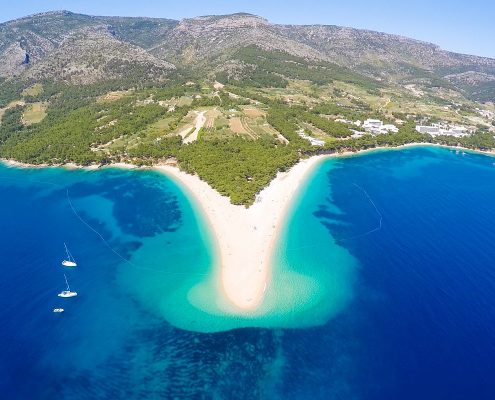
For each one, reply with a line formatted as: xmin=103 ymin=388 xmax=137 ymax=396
xmin=183 ymin=111 xmax=206 ymax=144
xmin=177 ymin=96 xmax=193 ymax=107
xmin=22 ymin=83 xmax=43 ymax=97
xmin=174 ymin=110 xmax=198 ymax=138
xmin=97 ymin=90 xmax=133 ymax=103
xmin=204 ymin=108 xmax=222 ymax=131
xmin=22 ymin=102 xmax=47 ymax=125
xmin=229 ymin=117 xmax=250 ymax=136
xmin=238 ymin=106 xmax=289 ymax=143
xmin=242 ymin=107 xmax=264 ymax=118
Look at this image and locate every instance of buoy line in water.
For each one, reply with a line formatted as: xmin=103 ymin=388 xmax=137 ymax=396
xmin=0 ymin=173 xmax=380 ymax=272
xmin=0 ymin=174 xmax=208 ymax=276
xmin=283 ymin=182 xmax=383 ymax=254
xmin=338 ymin=183 xmax=383 ymax=241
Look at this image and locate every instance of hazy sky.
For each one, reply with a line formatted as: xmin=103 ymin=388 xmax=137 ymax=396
xmin=2 ymin=0 xmax=494 ymax=58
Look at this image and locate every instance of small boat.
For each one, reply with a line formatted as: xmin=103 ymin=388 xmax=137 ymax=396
xmin=53 ymin=308 xmax=64 ymax=313
xmin=62 ymin=243 xmax=77 ymax=267
xmin=58 ymin=274 xmax=77 ymax=298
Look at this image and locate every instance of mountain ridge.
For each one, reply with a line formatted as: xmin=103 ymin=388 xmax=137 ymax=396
xmin=1 ymin=10 xmax=495 ymax=101
xmin=5 ymin=10 xmax=493 ymax=60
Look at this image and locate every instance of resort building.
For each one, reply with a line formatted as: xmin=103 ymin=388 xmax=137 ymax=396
xmin=415 ymin=124 xmax=472 ymax=138
xmin=351 ymin=130 xmax=365 ymax=138
xmin=335 ymin=118 xmax=363 ymax=127
xmin=362 ymin=119 xmax=399 ymax=135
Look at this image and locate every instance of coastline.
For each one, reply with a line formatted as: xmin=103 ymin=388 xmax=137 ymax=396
xmin=1 ymin=142 xmax=494 ymax=172
xmin=2 ymin=142 xmax=494 ymax=311
xmin=319 ymin=142 xmax=495 ymax=160
xmin=155 ymin=156 xmax=325 ymax=311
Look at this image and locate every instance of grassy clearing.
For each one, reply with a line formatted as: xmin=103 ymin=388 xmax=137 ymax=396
xmin=22 ymin=102 xmax=47 ymax=125
xmin=177 ymin=110 xmax=198 ymax=128
xmin=242 ymin=106 xmax=265 ymax=118
xmin=97 ymin=90 xmax=133 ymax=103
xmin=204 ymin=108 xmax=222 ymax=130
xmin=177 ymin=96 xmax=193 ymax=107
xmin=145 ymin=116 xmax=175 ymax=134
xmin=238 ymin=106 xmax=289 ymax=142
xmin=22 ymin=83 xmax=43 ymax=97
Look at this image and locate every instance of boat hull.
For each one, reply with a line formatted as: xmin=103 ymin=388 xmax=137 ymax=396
xmin=58 ymin=291 xmax=77 ymax=298
xmin=62 ymin=260 xmax=77 ymax=267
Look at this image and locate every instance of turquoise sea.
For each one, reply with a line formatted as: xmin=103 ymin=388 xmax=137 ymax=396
xmin=1 ymin=146 xmax=495 ymax=399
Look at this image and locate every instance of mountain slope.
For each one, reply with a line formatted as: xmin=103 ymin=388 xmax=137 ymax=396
xmin=151 ymin=13 xmax=327 ymax=65
xmin=0 ymin=11 xmax=177 ymax=83
xmin=23 ymin=26 xmax=175 ymax=85
xmin=0 ymin=11 xmax=494 ymax=101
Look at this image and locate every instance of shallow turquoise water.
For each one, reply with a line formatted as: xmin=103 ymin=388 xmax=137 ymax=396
xmin=115 ymin=164 xmax=355 ymax=332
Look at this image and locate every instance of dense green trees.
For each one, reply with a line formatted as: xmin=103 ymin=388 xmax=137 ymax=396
xmin=0 ymin=106 xmax=26 ymax=143
xmin=216 ymin=69 xmax=288 ymax=89
xmin=299 ymin=112 xmax=352 ymax=138
xmin=431 ymin=131 xmax=495 ymax=150
xmin=266 ymin=106 xmax=306 ymax=145
xmin=227 ymin=46 xmax=380 ymax=90
xmin=177 ymin=136 xmax=299 ymax=206
xmin=1 ymin=78 xmax=494 ymax=206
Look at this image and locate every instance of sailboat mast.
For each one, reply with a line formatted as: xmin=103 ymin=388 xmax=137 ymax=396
xmin=64 ymin=274 xmax=70 ymax=291
xmin=64 ymin=243 xmax=75 ymax=263
xmin=64 ymin=242 xmax=70 ymax=259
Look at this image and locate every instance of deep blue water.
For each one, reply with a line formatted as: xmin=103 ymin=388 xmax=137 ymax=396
xmin=1 ymin=147 xmax=495 ymax=399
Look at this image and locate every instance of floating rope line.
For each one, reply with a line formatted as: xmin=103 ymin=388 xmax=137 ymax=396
xmin=65 ymin=186 xmax=208 ymax=275
xmin=0 ymin=173 xmax=208 ymax=276
xmin=338 ymin=183 xmax=383 ymax=241
xmin=1 ymin=172 xmax=382 ymax=274
xmin=65 ymin=187 xmax=139 ymax=268
xmin=282 ymin=182 xmax=383 ymax=254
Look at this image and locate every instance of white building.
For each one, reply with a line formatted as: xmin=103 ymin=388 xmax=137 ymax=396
xmin=335 ymin=118 xmax=363 ymax=127
xmin=383 ymin=124 xmax=399 ymax=133
xmin=476 ymin=108 xmax=494 ymax=119
xmin=297 ymin=129 xmax=325 ymax=146
xmin=351 ymin=130 xmax=365 ymax=139
xmin=363 ymin=119 xmax=382 ymax=130
xmin=363 ymin=119 xmax=399 ymax=135
xmin=416 ymin=124 xmax=471 ymax=138
xmin=416 ymin=126 xmax=439 ymax=135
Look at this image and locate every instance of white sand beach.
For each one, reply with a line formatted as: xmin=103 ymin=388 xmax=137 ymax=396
xmin=156 ymin=156 xmax=325 ymax=311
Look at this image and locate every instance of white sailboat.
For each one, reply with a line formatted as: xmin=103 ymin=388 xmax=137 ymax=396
xmin=58 ymin=274 xmax=78 ymax=298
xmin=53 ymin=308 xmax=64 ymax=313
xmin=62 ymin=243 xmax=77 ymax=267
